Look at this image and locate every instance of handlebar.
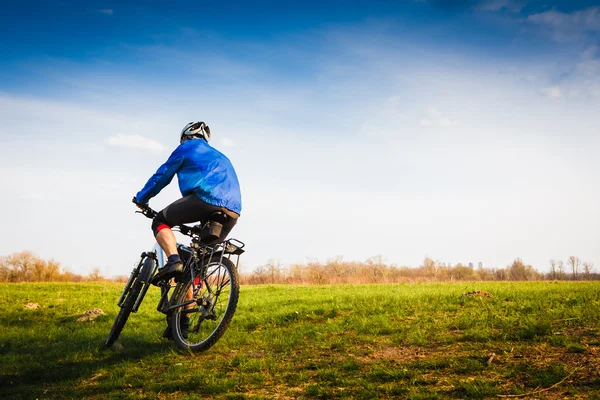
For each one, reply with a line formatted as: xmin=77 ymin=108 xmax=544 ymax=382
xmin=136 ymin=207 xmax=157 ymax=219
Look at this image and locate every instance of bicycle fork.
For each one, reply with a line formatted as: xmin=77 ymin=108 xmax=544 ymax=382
xmin=118 ymin=251 xmax=158 ymax=312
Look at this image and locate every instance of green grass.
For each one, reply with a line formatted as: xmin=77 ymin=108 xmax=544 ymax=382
xmin=1 ymin=282 xmax=599 ymax=399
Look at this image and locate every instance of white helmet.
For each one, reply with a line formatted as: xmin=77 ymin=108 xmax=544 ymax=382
xmin=180 ymin=121 xmax=211 ymax=143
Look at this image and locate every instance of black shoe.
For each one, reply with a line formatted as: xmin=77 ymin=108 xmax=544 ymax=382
xmin=151 ymin=261 xmax=183 ymax=284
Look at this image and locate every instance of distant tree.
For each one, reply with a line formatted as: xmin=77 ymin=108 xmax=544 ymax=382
xmin=549 ymin=259 xmax=558 ymax=280
xmin=325 ymin=255 xmax=347 ymax=282
xmin=582 ymin=262 xmax=594 ymax=280
xmin=238 ymin=254 xmax=549 ymax=285
xmin=476 ymin=265 xmax=494 ymax=281
xmin=493 ymin=268 xmax=508 ymax=281
xmin=507 ymin=258 xmax=539 ymax=281
xmin=450 ymin=264 xmax=478 ymax=280
xmin=1 ymin=251 xmax=37 ymax=282
xmin=557 ymin=260 xmax=565 ymax=280
xmin=265 ymin=259 xmax=282 ymax=283
xmin=0 ymin=251 xmax=79 ymax=282
xmin=306 ymin=261 xmax=327 ymax=285
xmin=567 ymin=256 xmax=581 ymax=280
xmin=88 ymin=267 xmax=102 ymax=281
xmin=365 ymin=255 xmax=385 ymax=281
xmin=422 ymin=257 xmax=437 ymax=278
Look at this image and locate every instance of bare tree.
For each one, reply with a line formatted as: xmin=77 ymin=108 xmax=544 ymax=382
xmin=507 ymin=258 xmax=539 ymax=281
xmin=365 ymin=255 xmax=386 ymax=282
xmin=567 ymin=256 xmax=581 ymax=280
xmin=549 ymin=259 xmax=558 ymax=280
xmin=557 ymin=260 xmax=565 ymax=280
xmin=422 ymin=257 xmax=437 ymax=278
xmin=326 ymin=255 xmax=347 ymax=283
xmin=0 ymin=251 xmax=76 ymax=282
xmin=2 ymin=251 xmax=40 ymax=282
xmin=258 ymin=259 xmax=283 ymax=283
xmin=306 ymin=261 xmax=327 ymax=285
xmin=582 ymin=262 xmax=594 ymax=280
xmin=88 ymin=267 xmax=102 ymax=281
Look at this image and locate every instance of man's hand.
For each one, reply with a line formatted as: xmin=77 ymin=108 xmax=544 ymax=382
xmin=132 ymin=196 xmax=148 ymax=210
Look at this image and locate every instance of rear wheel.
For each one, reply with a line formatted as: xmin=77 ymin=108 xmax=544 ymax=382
xmin=170 ymin=256 xmax=239 ymax=352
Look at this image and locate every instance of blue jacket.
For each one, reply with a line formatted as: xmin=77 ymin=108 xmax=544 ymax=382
xmin=136 ymin=139 xmax=242 ymax=214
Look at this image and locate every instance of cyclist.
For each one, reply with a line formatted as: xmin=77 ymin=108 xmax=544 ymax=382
xmin=132 ymin=121 xmax=242 ymax=283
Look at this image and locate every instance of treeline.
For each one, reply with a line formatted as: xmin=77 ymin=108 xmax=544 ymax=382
xmin=0 ymin=251 xmax=107 ymax=283
xmin=239 ymin=256 xmax=598 ymax=285
xmin=1 ymin=251 xmax=597 ymax=284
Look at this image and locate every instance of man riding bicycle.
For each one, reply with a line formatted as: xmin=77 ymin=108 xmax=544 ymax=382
xmin=132 ymin=121 xmax=242 ymax=285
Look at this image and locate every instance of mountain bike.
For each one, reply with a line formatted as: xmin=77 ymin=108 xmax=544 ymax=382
xmin=104 ymin=206 xmax=244 ymax=352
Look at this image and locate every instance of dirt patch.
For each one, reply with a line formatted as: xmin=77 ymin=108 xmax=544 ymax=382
xmin=76 ymin=308 xmax=106 ymax=322
xmin=23 ymin=302 xmax=40 ymax=310
xmin=359 ymin=345 xmax=453 ymax=363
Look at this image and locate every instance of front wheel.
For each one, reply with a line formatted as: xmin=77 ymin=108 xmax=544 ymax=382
xmin=170 ymin=256 xmax=239 ymax=352
xmin=105 ymin=279 xmax=143 ymax=348
xmin=105 ymin=255 xmax=155 ymax=348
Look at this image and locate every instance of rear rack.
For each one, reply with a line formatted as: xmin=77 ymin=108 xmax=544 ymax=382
xmin=196 ymin=238 xmax=245 ymax=270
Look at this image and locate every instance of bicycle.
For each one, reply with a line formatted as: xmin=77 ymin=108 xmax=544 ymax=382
xmin=104 ymin=206 xmax=244 ymax=352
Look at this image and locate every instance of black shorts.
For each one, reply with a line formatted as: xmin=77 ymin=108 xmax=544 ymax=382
xmin=152 ymin=194 xmax=238 ymax=243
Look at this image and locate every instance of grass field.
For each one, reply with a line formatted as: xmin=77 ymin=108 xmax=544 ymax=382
xmin=1 ymin=282 xmax=599 ymax=399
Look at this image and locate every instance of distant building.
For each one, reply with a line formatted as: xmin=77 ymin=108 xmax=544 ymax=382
xmin=468 ymin=262 xmax=473 ymax=268
xmin=478 ymin=262 xmax=483 ymax=269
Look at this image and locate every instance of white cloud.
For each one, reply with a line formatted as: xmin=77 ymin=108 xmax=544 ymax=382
xmin=107 ymin=134 xmax=165 ymax=153
xmin=527 ymin=7 xmax=600 ymax=42
xmin=98 ymin=9 xmax=113 ymax=15
xmin=535 ymin=47 xmax=600 ymax=100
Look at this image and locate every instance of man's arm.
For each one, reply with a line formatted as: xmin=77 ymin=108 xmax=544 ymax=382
xmin=135 ymin=147 xmax=185 ymax=205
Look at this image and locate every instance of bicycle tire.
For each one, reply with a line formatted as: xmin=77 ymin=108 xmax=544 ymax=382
xmin=105 ymin=272 xmax=146 ymax=348
xmin=170 ymin=255 xmax=239 ymax=352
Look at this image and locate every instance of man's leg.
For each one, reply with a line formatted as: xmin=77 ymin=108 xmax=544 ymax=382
xmin=156 ymin=228 xmax=178 ymax=257
xmin=151 ymin=225 xmax=184 ymax=283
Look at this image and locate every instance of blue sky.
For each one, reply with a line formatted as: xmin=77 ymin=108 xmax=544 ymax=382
xmin=1 ymin=0 xmax=600 ymax=276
